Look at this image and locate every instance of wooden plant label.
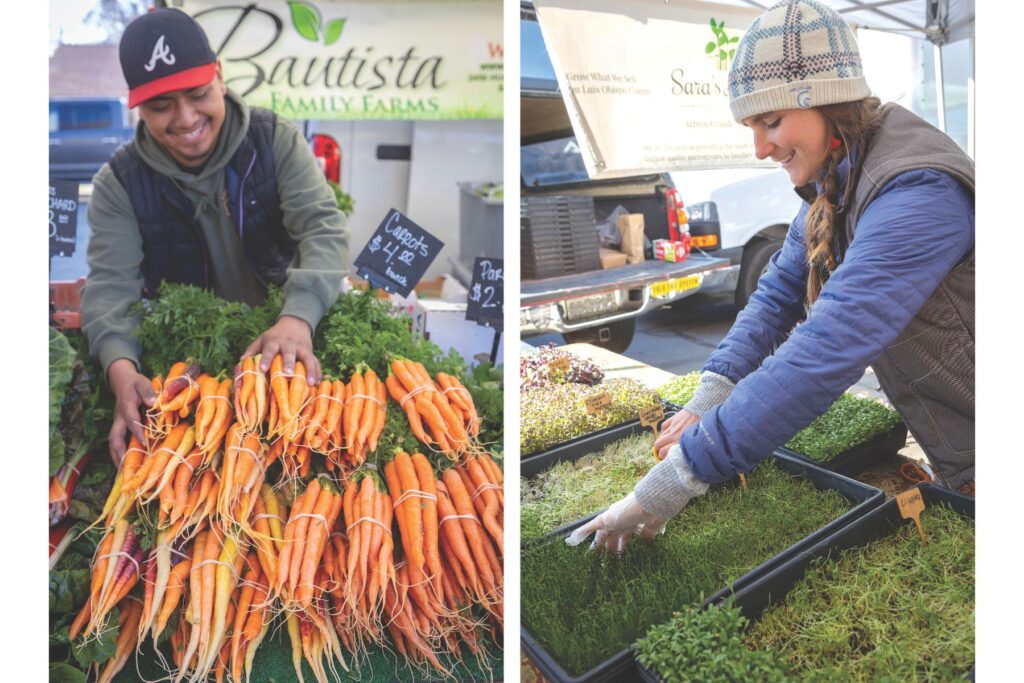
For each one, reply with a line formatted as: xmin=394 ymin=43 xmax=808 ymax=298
xmin=584 ymin=392 xmax=612 ymax=415
xmin=548 ymin=356 xmax=571 ymax=374
xmin=896 ymin=488 xmax=928 ymax=545
xmin=638 ymin=403 xmax=665 ymax=428
xmin=738 ymin=473 xmax=748 ymax=490
xmin=639 ymin=404 xmax=665 ymax=460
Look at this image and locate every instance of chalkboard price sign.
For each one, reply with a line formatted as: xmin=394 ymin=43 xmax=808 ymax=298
xmin=353 ymin=209 xmax=444 ymax=297
xmin=465 ymin=257 xmax=503 ymax=328
xmin=49 ymin=179 xmax=79 ymax=258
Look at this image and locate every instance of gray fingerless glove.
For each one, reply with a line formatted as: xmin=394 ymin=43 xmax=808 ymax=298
xmin=633 ymin=444 xmax=710 ymax=520
xmin=683 ymin=371 xmax=736 ymax=416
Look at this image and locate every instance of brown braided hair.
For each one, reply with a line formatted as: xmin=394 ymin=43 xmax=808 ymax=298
xmin=804 ymin=97 xmax=884 ymax=306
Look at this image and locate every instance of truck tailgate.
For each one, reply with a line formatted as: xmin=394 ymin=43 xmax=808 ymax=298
xmin=521 ymin=253 xmax=730 ymax=307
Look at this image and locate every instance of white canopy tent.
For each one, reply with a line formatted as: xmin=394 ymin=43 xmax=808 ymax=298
xmin=527 ymin=0 xmax=974 ymax=178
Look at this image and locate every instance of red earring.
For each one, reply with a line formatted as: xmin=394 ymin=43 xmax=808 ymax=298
xmin=830 ymin=136 xmax=842 ymax=150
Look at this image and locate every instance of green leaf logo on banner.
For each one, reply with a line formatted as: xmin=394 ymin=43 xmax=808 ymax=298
xmin=324 ymin=18 xmax=346 ymax=46
xmin=289 ymin=0 xmax=322 ymax=42
xmin=288 ymin=1 xmax=347 ymax=46
xmin=706 ymin=17 xmax=738 ymax=71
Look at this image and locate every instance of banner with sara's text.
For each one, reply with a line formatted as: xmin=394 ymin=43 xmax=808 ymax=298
xmin=534 ymin=0 xmax=772 ymax=178
xmin=180 ymin=0 xmax=502 ymax=120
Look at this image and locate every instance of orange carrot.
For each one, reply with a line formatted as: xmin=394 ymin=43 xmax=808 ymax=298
xmin=356 ymin=477 xmax=375 ymax=594
xmin=304 ymin=381 xmax=331 ymax=450
xmin=277 ymin=479 xmax=320 ymax=593
xmin=391 ymin=359 xmax=422 ymax=394
xmin=323 ymin=379 xmax=346 ymax=451
xmin=464 ymin=459 xmax=503 ymax=550
xmin=440 ymin=471 xmax=495 ymax=591
xmin=344 ymin=370 xmax=365 ymax=452
xmin=431 ymin=390 xmax=468 ymax=446
xmin=394 ymin=451 xmax=426 ymax=570
xmin=289 ymin=361 xmax=309 ymax=423
xmin=411 ymin=453 xmax=442 ymax=600
xmin=201 ymin=378 xmax=234 ymax=454
xmin=292 ymin=483 xmax=332 ymax=598
xmin=121 ymin=435 xmax=146 ymax=484
xmin=270 ymin=354 xmax=292 ymax=423
xmin=171 ymin=448 xmax=203 ymax=524
xmin=154 ymin=556 xmax=192 ymax=639
xmin=356 ymin=371 xmax=380 ymax=454
xmin=298 ymin=488 xmax=341 ymax=607
xmin=239 ymin=356 xmax=255 ymax=425
xmin=387 ymin=373 xmax=428 ymax=444
xmin=415 ymin=395 xmax=448 ymax=451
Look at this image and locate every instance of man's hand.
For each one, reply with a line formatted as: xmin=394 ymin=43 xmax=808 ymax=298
xmin=242 ymin=315 xmax=321 ymax=385
xmin=564 ymin=492 xmax=670 ymax=554
xmin=654 ymin=409 xmax=700 ymax=460
xmin=108 ymin=358 xmax=157 ymax=467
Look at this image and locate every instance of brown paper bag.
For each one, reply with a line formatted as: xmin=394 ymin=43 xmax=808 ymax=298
xmin=618 ymin=214 xmax=645 ymax=264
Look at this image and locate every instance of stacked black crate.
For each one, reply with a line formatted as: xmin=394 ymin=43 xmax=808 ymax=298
xmin=521 ymin=195 xmax=602 ymax=279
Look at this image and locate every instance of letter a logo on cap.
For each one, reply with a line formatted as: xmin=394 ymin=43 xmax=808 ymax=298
xmin=144 ymin=35 xmax=177 ymax=72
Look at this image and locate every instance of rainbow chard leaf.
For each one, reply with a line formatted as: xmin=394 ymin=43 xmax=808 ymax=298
xmin=324 ymin=18 xmax=346 ymax=46
xmin=288 ymin=0 xmax=321 ymax=41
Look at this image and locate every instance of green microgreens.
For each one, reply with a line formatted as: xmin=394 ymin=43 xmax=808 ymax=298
xmin=521 ymin=461 xmax=850 ymax=676
xmin=635 ymin=601 xmax=789 ymax=683
xmin=783 ymin=393 xmax=902 ymax=462
xmin=520 ymin=378 xmax=660 ymax=456
xmin=521 ymin=433 xmax=657 ymax=541
xmin=745 ymin=504 xmax=974 ymax=681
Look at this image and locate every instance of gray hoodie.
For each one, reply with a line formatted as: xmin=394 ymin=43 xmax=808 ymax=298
xmin=82 ymin=90 xmax=349 ymax=372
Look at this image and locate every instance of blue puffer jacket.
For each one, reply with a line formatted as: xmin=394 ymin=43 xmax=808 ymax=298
xmin=679 ymin=164 xmax=975 ymax=484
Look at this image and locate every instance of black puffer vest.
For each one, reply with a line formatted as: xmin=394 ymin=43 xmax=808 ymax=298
xmin=800 ymin=104 xmax=975 ymax=489
xmin=108 ymin=108 xmax=296 ymax=297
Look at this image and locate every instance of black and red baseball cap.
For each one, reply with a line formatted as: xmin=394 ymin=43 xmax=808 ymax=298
xmin=119 ymin=8 xmax=217 ymax=108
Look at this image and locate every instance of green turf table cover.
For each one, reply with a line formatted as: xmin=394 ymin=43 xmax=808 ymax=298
xmin=112 ymin=628 xmax=503 ymax=682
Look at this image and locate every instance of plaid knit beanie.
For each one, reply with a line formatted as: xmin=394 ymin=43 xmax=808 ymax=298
xmin=727 ymin=0 xmax=871 ymax=122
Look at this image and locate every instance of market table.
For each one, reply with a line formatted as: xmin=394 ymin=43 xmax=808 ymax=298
xmin=522 ymin=342 xmax=675 ymax=391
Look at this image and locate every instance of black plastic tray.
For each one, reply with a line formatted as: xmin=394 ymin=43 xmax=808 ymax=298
xmin=520 ymin=452 xmax=885 ymax=683
xmin=637 ymin=483 xmax=974 ymax=682
xmin=774 ymin=422 xmax=909 ymax=477
xmin=521 ymin=404 xmax=675 ymax=480
xmin=718 ymin=483 xmax=973 ymax=619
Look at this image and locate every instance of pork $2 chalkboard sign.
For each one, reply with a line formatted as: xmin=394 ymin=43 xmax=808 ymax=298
xmin=465 ymin=257 xmax=503 ymax=329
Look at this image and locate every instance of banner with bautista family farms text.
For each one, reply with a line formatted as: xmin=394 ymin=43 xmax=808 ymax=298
xmin=180 ymin=0 xmax=502 ymax=120
xmin=534 ymin=0 xmax=772 ymax=178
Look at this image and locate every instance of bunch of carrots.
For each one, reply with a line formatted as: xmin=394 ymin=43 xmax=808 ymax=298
xmin=385 ymin=358 xmax=481 ymax=458
xmin=66 ymin=352 xmax=501 ymax=683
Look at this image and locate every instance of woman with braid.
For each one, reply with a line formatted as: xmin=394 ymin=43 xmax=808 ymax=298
xmin=568 ymin=0 xmax=974 ymax=553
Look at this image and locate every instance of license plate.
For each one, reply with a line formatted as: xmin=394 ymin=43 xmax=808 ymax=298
xmin=562 ymin=292 xmax=619 ymax=321
xmin=651 ymin=274 xmax=702 ymax=299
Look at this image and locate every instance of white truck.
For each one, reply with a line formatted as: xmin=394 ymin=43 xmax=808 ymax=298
xmin=680 ymin=169 xmax=800 ymax=308
xmin=519 ymin=2 xmax=732 ymax=353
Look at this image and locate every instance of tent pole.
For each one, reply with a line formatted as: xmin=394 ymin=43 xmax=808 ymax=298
xmin=967 ymin=35 xmax=975 ymax=159
xmin=933 ymin=43 xmax=946 ymax=134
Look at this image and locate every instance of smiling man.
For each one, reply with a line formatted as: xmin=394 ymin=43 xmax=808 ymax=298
xmin=82 ymin=8 xmax=350 ymax=465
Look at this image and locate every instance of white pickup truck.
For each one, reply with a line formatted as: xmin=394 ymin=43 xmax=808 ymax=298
xmin=519 ymin=2 xmax=732 ymax=353
xmin=681 ymin=168 xmax=801 ymax=308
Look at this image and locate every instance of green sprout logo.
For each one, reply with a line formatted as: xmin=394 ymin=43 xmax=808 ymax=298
xmin=705 ymin=18 xmax=739 ymax=71
xmin=288 ymin=0 xmax=346 ymax=45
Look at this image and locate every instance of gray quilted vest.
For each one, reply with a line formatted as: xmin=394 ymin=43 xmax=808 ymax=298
xmin=840 ymin=104 xmax=974 ymax=488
